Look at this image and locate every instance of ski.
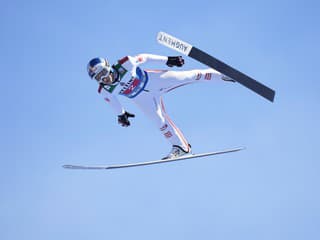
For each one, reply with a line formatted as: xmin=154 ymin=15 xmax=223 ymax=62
xmin=63 ymin=147 xmax=244 ymax=170
xmin=157 ymin=31 xmax=275 ymax=102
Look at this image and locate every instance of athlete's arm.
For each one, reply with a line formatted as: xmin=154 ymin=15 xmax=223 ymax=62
xmin=131 ymin=54 xmax=184 ymax=67
xmin=98 ymin=85 xmax=125 ymax=115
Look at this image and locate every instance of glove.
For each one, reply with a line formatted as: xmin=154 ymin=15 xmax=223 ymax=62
xmin=166 ymin=56 xmax=185 ymax=67
xmin=118 ymin=111 xmax=135 ymax=127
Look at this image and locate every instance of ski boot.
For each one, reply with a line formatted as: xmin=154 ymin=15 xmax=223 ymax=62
xmin=162 ymin=144 xmax=192 ymax=160
xmin=222 ymin=75 xmax=236 ymax=82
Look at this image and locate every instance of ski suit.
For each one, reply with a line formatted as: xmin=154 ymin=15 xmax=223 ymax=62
xmin=98 ymin=53 xmax=226 ymax=151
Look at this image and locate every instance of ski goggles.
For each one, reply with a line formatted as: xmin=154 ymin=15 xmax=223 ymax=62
xmin=94 ymin=67 xmax=110 ymax=82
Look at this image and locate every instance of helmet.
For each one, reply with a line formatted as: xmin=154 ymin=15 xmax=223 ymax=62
xmin=87 ymin=57 xmax=111 ymax=83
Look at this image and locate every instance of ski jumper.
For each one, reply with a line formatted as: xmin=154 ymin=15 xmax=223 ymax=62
xmin=98 ymin=54 xmax=226 ymax=151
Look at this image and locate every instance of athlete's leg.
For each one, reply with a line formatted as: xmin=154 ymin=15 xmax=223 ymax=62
xmin=132 ymin=92 xmax=191 ymax=152
xmin=145 ymin=68 xmax=233 ymax=93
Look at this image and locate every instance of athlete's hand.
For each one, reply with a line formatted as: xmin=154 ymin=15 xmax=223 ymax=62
xmin=118 ymin=111 xmax=135 ymax=127
xmin=166 ymin=56 xmax=184 ymax=67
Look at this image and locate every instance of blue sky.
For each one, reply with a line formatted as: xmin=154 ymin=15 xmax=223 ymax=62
xmin=1 ymin=0 xmax=319 ymax=239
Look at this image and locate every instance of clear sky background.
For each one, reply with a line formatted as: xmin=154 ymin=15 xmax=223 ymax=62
xmin=1 ymin=0 xmax=319 ymax=239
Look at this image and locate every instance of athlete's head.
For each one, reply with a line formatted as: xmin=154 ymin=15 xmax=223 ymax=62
xmin=87 ymin=57 xmax=115 ymax=85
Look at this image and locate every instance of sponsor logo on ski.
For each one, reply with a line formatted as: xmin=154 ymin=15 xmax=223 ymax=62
xmin=157 ymin=32 xmax=192 ymax=55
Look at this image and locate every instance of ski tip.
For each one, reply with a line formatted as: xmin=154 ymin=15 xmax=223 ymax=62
xmin=62 ymin=165 xmax=75 ymax=169
xmin=237 ymin=146 xmax=246 ymax=151
xmin=62 ymin=164 xmax=109 ymax=170
xmin=62 ymin=165 xmax=89 ymax=170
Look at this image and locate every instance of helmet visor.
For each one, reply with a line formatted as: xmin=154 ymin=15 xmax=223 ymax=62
xmin=94 ymin=67 xmax=110 ymax=83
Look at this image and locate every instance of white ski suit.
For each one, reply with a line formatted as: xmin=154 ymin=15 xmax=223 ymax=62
xmin=98 ymin=53 xmax=226 ymax=152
